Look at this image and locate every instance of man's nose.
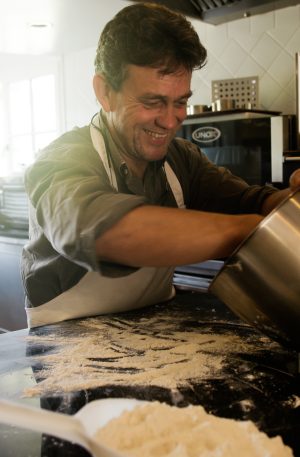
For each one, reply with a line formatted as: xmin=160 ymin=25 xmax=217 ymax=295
xmin=156 ymin=105 xmax=181 ymax=130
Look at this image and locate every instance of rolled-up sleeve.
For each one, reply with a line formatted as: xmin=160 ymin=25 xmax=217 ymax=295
xmin=169 ymin=139 xmax=278 ymax=215
xmin=25 ymin=136 xmax=146 ymax=273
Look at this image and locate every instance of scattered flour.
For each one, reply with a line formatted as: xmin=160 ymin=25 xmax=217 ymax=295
xmin=24 ymin=313 xmax=261 ymax=397
xmin=95 ymin=402 xmax=294 ymax=457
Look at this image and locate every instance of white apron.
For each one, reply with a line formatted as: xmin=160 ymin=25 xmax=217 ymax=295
xmin=26 ymin=117 xmax=185 ymax=328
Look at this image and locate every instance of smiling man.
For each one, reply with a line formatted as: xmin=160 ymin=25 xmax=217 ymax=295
xmin=22 ymin=2 xmax=300 ymax=328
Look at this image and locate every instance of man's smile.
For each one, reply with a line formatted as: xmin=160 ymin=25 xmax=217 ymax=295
xmin=143 ymin=128 xmax=168 ymax=139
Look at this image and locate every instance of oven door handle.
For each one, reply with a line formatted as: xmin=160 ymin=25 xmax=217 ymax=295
xmin=284 ymin=156 xmax=300 ymax=162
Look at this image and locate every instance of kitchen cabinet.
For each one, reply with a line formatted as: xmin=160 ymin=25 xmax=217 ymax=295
xmin=0 ymin=292 xmax=299 ymax=456
xmin=0 ymin=235 xmax=28 ymax=331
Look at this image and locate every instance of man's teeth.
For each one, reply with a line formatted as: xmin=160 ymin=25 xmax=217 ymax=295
xmin=145 ymin=130 xmax=167 ymax=139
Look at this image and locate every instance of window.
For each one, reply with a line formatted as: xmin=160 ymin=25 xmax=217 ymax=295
xmin=0 ymin=74 xmax=58 ymax=177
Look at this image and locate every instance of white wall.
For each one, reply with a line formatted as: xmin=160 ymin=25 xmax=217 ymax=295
xmin=63 ymin=48 xmax=98 ymax=130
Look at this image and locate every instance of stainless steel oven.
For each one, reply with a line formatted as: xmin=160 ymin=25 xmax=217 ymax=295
xmin=177 ymin=110 xmax=296 ymax=187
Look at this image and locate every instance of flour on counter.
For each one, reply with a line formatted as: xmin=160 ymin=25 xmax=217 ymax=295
xmin=95 ymin=401 xmax=294 ymax=457
xmin=23 ymin=312 xmax=275 ymax=397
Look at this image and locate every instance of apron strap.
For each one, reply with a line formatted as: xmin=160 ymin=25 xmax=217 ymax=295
xmin=164 ymin=162 xmax=186 ymax=209
xmin=90 ymin=115 xmax=118 ymax=190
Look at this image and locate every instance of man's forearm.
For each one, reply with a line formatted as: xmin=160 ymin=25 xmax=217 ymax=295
xmin=95 ymin=205 xmax=262 ymax=267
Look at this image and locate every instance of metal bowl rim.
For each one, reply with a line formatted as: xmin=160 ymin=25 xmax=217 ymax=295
xmin=209 ymin=187 xmax=300 ymax=290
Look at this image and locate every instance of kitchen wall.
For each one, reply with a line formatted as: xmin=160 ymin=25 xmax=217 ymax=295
xmin=63 ymin=2 xmax=300 ymax=129
xmin=190 ymin=4 xmax=300 ymax=114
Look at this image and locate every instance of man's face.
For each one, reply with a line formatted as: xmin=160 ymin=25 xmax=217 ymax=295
xmin=106 ymin=65 xmax=192 ymax=166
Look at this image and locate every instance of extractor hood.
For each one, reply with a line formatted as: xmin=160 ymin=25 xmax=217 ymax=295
xmin=129 ymin=0 xmax=300 ymax=24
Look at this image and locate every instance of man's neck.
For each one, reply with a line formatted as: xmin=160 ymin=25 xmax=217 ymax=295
xmin=120 ymin=153 xmax=147 ymax=179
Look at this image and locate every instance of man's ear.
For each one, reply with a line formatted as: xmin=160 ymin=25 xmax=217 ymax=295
xmin=93 ymin=74 xmax=114 ymax=112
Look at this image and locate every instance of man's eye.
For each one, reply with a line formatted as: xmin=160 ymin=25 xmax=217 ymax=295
xmin=143 ymin=100 xmax=161 ymax=108
xmin=175 ymin=100 xmax=188 ymax=108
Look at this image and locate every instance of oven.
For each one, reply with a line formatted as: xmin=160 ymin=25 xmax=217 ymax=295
xmin=178 ymin=110 xmax=296 ymax=187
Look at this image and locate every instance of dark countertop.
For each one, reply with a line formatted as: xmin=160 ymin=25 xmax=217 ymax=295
xmin=0 ymin=291 xmax=300 ymax=457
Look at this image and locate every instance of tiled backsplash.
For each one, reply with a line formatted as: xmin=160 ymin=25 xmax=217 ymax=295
xmin=189 ymin=4 xmax=300 ymax=115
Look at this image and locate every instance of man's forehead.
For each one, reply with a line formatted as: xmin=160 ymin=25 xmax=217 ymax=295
xmin=124 ymin=64 xmax=192 ymax=94
xmin=126 ymin=64 xmax=191 ymax=78
xmin=139 ymin=90 xmax=193 ymax=100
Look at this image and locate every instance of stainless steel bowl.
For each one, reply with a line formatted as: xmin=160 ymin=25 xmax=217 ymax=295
xmin=209 ymin=189 xmax=300 ymax=350
xmin=186 ymin=105 xmax=210 ymax=115
xmin=211 ymin=98 xmax=236 ymax=111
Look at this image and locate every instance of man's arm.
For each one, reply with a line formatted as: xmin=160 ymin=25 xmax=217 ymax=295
xmin=95 ymin=206 xmax=262 ymax=267
xmin=96 ymin=168 xmax=300 ymax=268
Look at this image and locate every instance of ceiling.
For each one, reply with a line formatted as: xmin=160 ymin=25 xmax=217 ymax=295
xmin=0 ymin=0 xmax=61 ymax=54
xmin=0 ymin=0 xmax=127 ymax=55
xmin=1 ymin=0 xmax=299 ymax=55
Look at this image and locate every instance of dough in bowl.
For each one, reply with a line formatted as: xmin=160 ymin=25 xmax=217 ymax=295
xmin=94 ymin=401 xmax=293 ymax=457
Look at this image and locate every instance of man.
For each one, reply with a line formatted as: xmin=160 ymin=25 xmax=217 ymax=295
xmin=22 ymin=2 xmax=300 ymax=328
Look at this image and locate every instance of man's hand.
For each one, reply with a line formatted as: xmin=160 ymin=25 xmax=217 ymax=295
xmin=261 ymin=168 xmax=300 ymax=215
xmin=289 ymin=168 xmax=300 ymax=191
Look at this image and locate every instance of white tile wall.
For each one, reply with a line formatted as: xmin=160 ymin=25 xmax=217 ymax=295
xmin=190 ymin=4 xmax=300 ymax=115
